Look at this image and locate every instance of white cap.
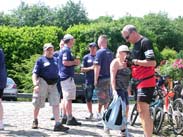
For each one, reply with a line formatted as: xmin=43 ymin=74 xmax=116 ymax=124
xmin=63 ymin=34 xmax=74 ymax=41
xmin=43 ymin=43 xmax=54 ymax=51
xmin=117 ymin=45 xmax=129 ymax=52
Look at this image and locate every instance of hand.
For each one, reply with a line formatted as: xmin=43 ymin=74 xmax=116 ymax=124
xmin=33 ymin=85 xmax=39 ymax=93
xmin=113 ymin=90 xmax=118 ymax=99
xmin=74 ymin=59 xmax=80 ymax=66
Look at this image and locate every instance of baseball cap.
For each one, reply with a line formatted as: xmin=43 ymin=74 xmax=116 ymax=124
xmin=117 ymin=45 xmax=129 ymax=52
xmin=43 ymin=43 xmax=54 ymax=51
xmin=88 ymin=42 xmax=97 ymax=47
xmin=63 ymin=34 xmax=74 ymax=41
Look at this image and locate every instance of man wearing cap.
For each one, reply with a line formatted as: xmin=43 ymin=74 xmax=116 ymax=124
xmin=81 ymin=42 xmax=97 ymax=120
xmin=58 ymin=34 xmax=81 ymax=125
xmin=32 ymin=43 xmax=69 ymax=132
xmin=0 ymin=48 xmax=7 ymax=130
xmin=121 ymin=25 xmax=156 ymax=137
xmin=94 ymin=35 xmax=114 ymax=122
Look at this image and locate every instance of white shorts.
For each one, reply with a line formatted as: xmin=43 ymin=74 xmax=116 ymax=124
xmin=61 ymin=77 xmax=76 ymax=100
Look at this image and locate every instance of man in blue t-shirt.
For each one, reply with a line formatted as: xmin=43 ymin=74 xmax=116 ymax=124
xmin=0 ymin=48 xmax=7 ymax=130
xmin=94 ymin=35 xmax=113 ymax=121
xmin=81 ymin=42 xmax=97 ymax=120
xmin=58 ymin=34 xmax=81 ymax=126
xmin=32 ymin=43 xmax=69 ymax=132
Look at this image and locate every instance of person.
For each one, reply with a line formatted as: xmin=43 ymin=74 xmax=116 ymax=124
xmin=50 ymin=39 xmax=65 ymax=120
xmin=93 ymin=35 xmax=113 ymax=133
xmin=32 ymin=43 xmax=69 ymax=132
xmin=121 ymin=25 xmax=156 ymax=137
xmin=58 ymin=34 xmax=81 ymax=126
xmin=81 ymin=42 xmax=97 ymax=120
xmin=110 ymin=45 xmax=131 ymax=136
xmin=0 ymin=48 xmax=7 ymax=130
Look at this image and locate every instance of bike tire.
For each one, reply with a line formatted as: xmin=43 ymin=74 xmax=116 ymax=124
xmin=153 ymin=107 xmax=164 ymax=134
xmin=130 ymin=103 xmax=138 ymax=126
xmin=173 ymin=98 xmax=183 ymax=113
xmin=172 ymin=111 xmax=183 ymax=135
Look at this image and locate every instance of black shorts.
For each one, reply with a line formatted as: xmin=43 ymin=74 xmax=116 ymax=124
xmin=0 ymin=89 xmax=4 ymax=99
xmin=136 ymin=87 xmax=155 ymax=104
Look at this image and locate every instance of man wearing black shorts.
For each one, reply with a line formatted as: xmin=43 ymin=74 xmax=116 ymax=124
xmin=121 ymin=25 xmax=156 ymax=137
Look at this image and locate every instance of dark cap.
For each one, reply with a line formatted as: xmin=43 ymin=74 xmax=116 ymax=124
xmin=88 ymin=42 xmax=97 ymax=47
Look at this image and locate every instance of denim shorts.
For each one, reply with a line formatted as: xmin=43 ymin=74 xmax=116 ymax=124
xmin=85 ymin=84 xmax=95 ymax=102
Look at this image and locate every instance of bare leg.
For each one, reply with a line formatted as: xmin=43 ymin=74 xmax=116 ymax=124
xmin=52 ymin=104 xmax=60 ymax=123
xmin=137 ymin=102 xmax=153 ymax=137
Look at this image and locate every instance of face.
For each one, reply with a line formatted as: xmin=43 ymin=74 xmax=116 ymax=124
xmin=89 ymin=46 xmax=97 ymax=55
xmin=119 ymin=51 xmax=128 ymax=60
xmin=59 ymin=40 xmax=64 ymax=49
xmin=45 ymin=47 xmax=54 ymax=58
xmin=122 ymin=31 xmax=133 ymax=43
xmin=68 ymin=38 xmax=75 ymax=48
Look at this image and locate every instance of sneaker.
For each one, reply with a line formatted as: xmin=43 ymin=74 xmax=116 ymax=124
xmin=85 ymin=113 xmax=93 ymax=120
xmin=96 ymin=113 xmax=102 ymax=121
xmin=61 ymin=117 xmax=67 ymax=124
xmin=104 ymin=127 xmax=110 ymax=134
xmin=0 ymin=121 xmax=4 ymax=130
xmin=66 ymin=117 xmax=81 ymax=126
xmin=53 ymin=123 xmax=69 ymax=132
xmin=120 ymin=129 xmax=127 ymax=137
xmin=50 ymin=116 xmax=55 ymax=120
xmin=32 ymin=119 xmax=38 ymax=129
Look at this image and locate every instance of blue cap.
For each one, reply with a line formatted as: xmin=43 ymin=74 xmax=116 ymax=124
xmin=88 ymin=42 xmax=97 ymax=47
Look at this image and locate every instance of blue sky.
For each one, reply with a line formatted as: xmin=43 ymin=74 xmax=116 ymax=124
xmin=0 ymin=0 xmax=183 ymax=19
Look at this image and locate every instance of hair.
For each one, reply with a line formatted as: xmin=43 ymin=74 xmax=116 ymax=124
xmin=122 ymin=24 xmax=137 ymax=34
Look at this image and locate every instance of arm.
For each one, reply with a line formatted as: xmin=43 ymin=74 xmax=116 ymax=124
xmin=63 ymin=59 xmax=80 ymax=66
xmin=32 ymin=73 xmax=40 ymax=93
xmin=110 ymin=59 xmax=118 ymax=92
xmin=94 ymin=64 xmax=100 ymax=86
xmin=81 ymin=65 xmax=94 ymax=73
xmin=133 ymin=59 xmax=156 ymax=67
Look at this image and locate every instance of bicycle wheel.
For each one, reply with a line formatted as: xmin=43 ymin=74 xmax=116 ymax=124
xmin=173 ymin=98 xmax=183 ymax=113
xmin=150 ymin=107 xmax=155 ymax=121
xmin=130 ymin=103 xmax=138 ymax=126
xmin=172 ymin=111 xmax=183 ymax=134
xmin=153 ymin=107 xmax=164 ymax=134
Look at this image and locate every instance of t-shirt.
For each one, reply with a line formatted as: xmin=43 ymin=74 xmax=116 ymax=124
xmin=58 ymin=46 xmax=75 ymax=80
xmin=94 ymin=48 xmax=113 ymax=79
xmin=131 ymin=37 xmax=156 ymax=88
xmin=81 ymin=53 xmax=95 ymax=85
xmin=0 ymin=49 xmax=7 ymax=89
xmin=32 ymin=56 xmax=58 ymax=80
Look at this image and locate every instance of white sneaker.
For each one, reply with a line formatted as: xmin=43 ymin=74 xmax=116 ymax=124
xmin=104 ymin=126 xmax=110 ymax=134
xmin=0 ymin=121 xmax=4 ymax=130
xmin=96 ymin=113 xmax=102 ymax=121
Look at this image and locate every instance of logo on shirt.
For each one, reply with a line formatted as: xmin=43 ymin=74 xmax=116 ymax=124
xmin=87 ymin=59 xmax=92 ymax=63
xmin=43 ymin=62 xmax=50 ymax=67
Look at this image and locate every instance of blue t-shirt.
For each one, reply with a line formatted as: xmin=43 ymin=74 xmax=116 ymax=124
xmin=81 ymin=54 xmax=95 ymax=85
xmin=94 ymin=48 xmax=113 ymax=79
xmin=58 ymin=46 xmax=75 ymax=80
xmin=0 ymin=49 xmax=7 ymax=89
xmin=32 ymin=56 xmax=58 ymax=80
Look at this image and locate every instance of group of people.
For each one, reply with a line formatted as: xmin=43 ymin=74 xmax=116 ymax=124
xmin=0 ymin=24 xmax=157 ymax=137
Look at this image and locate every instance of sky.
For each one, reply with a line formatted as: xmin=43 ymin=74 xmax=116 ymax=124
xmin=0 ymin=0 xmax=183 ymax=19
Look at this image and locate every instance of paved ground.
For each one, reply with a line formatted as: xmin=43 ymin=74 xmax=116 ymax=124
xmin=0 ymin=101 xmax=181 ymax=137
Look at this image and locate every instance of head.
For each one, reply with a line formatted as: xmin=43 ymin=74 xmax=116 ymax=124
xmin=43 ymin=43 xmax=54 ymax=58
xmin=116 ymin=45 xmax=129 ymax=60
xmin=63 ymin=34 xmax=75 ymax=48
xmin=121 ymin=24 xmax=140 ymax=44
xmin=97 ymin=35 xmax=108 ymax=48
xmin=88 ymin=42 xmax=97 ymax=55
xmin=59 ymin=39 xmax=64 ymax=49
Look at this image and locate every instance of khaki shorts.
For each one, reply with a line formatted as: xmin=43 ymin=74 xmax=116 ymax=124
xmin=32 ymin=78 xmax=60 ymax=108
xmin=95 ymin=78 xmax=111 ymax=105
xmin=61 ymin=77 xmax=76 ymax=100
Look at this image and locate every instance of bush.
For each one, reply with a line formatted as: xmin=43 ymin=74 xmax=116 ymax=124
xmin=161 ymin=48 xmax=177 ymax=60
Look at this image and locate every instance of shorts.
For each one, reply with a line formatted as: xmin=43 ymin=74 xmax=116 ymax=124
xmin=117 ymin=89 xmax=129 ymax=105
xmin=136 ymin=87 xmax=155 ymax=104
xmin=95 ymin=78 xmax=111 ymax=105
xmin=0 ymin=89 xmax=4 ymax=99
xmin=61 ymin=77 xmax=76 ymax=100
xmin=32 ymin=78 xmax=60 ymax=108
xmin=85 ymin=84 xmax=94 ymax=102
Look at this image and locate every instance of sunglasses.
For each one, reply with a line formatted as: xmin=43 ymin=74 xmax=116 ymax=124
xmin=124 ymin=33 xmax=131 ymax=40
